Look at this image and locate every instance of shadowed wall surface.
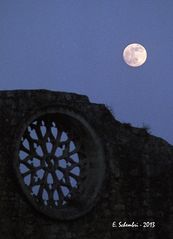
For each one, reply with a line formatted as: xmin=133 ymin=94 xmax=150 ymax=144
xmin=0 ymin=90 xmax=173 ymax=239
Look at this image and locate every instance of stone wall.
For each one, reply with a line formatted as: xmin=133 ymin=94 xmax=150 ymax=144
xmin=0 ymin=90 xmax=173 ymax=239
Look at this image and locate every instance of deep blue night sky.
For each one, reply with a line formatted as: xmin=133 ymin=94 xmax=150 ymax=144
xmin=0 ymin=1 xmax=173 ymax=144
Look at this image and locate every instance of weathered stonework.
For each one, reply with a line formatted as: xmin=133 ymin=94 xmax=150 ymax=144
xmin=0 ymin=90 xmax=173 ymax=239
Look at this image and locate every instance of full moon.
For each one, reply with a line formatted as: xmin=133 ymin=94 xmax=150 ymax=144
xmin=123 ymin=43 xmax=147 ymax=67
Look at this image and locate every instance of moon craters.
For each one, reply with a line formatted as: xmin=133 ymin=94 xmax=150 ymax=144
xmin=123 ymin=43 xmax=147 ymax=67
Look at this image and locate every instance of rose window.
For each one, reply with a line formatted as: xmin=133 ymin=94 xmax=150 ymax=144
xmin=14 ymin=109 xmax=105 ymax=220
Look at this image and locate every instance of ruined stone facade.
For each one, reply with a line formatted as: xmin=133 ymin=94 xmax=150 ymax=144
xmin=0 ymin=90 xmax=173 ymax=239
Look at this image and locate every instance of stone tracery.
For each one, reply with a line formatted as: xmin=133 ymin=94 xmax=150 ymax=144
xmin=18 ymin=115 xmax=81 ymax=208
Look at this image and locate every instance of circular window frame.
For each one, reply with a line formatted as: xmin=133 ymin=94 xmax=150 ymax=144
xmin=14 ymin=106 xmax=105 ymax=220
